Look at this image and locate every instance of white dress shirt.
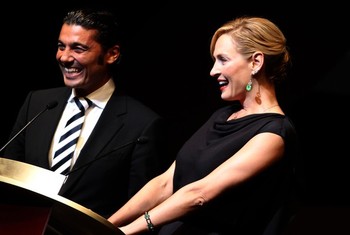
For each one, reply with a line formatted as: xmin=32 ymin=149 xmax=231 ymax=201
xmin=49 ymin=79 xmax=115 ymax=169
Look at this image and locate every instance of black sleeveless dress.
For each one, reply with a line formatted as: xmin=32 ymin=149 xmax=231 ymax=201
xmin=158 ymin=104 xmax=299 ymax=235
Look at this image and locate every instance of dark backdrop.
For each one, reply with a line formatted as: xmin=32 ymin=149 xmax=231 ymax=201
xmin=1 ymin=1 xmax=349 ymax=233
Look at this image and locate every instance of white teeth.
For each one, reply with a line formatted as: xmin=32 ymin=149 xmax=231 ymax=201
xmin=219 ymin=81 xmax=228 ymax=85
xmin=65 ymin=68 xmax=79 ymax=73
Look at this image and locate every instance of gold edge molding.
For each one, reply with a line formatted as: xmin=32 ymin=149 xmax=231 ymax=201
xmin=0 ymin=157 xmax=118 ymax=231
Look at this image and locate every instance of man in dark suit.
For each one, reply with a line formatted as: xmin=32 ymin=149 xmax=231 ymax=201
xmin=3 ymin=8 xmax=171 ymax=218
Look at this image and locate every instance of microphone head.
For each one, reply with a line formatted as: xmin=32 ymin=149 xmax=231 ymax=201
xmin=137 ymin=136 xmax=149 ymax=144
xmin=47 ymin=101 xmax=58 ymax=110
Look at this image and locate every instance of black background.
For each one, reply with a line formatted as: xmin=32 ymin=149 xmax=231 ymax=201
xmin=1 ymin=1 xmax=349 ymax=233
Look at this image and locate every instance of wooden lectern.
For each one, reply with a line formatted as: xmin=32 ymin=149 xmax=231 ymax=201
xmin=0 ymin=157 xmax=124 ymax=235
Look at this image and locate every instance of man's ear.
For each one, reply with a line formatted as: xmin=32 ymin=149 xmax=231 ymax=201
xmin=106 ymin=45 xmax=120 ymax=64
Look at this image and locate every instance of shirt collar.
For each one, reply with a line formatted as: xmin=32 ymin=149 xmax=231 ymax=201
xmin=70 ymin=78 xmax=115 ymax=109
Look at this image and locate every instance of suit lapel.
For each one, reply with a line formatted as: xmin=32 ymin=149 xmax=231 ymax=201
xmin=59 ymin=94 xmax=127 ymax=193
xmin=33 ymin=89 xmax=71 ymax=168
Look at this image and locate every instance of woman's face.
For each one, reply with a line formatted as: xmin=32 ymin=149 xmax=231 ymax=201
xmin=210 ymin=34 xmax=252 ymax=102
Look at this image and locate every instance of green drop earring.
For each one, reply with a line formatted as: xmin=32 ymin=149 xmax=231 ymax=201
xmin=246 ymin=70 xmax=257 ymax=91
xmin=246 ymin=79 xmax=252 ymax=91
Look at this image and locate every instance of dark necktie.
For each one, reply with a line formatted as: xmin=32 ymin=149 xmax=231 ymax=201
xmin=51 ymin=97 xmax=92 ymax=175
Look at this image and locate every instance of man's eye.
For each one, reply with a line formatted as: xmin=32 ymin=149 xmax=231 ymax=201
xmin=74 ymin=47 xmax=87 ymax=53
xmin=57 ymin=43 xmax=65 ymax=51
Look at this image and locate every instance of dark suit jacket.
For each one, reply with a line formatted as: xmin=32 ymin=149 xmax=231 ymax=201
xmin=4 ymin=87 xmax=171 ymax=218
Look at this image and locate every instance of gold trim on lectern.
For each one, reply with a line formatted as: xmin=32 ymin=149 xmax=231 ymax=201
xmin=0 ymin=157 xmax=65 ymax=195
xmin=0 ymin=157 xmax=123 ymax=235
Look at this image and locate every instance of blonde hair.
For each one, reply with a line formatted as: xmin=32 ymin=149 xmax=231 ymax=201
xmin=210 ymin=16 xmax=291 ymax=82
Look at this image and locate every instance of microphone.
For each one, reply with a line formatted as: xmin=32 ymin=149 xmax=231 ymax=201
xmin=0 ymin=101 xmax=58 ymax=152
xmin=64 ymin=136 xmax=149 ymax=177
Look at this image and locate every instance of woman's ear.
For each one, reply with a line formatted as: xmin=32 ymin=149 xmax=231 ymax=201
xmin=251 ymin=51 xmax=264 ymax=74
